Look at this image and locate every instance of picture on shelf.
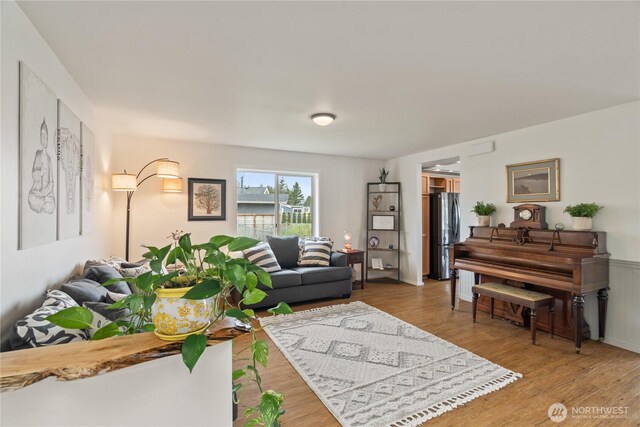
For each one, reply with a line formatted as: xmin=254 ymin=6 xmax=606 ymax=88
xmin=372 ymin=215 xmax=395 ymax=230
xmin=371 ymin=258 xmax=384 ymax=270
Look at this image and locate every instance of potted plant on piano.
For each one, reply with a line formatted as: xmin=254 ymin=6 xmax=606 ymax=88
xmin=471 ymin=201 xmax=497 ymax=227
xmin=564 ymin=202 xmax=603 ymax=231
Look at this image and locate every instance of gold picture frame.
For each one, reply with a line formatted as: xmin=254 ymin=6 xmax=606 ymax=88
xmin=506 ymin=158 xmax=559 ymax=203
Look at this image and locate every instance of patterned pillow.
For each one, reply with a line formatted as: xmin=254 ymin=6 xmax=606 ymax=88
xmin=83 ymin=304 xmax=112 ymax=339
xmin=299 ymin=240 xmax=333 ymax=267
xmin=298 ymin=236 xmax=333 ymax=265
xmin=243 ymin=242 xmax=281 ymax=273
xmin=9 ymin=297 xmax=88 ymax=350
xmin=42 ymin=289 xmax=78 ymax=309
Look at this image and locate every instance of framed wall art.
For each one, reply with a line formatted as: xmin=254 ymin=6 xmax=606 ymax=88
xmin=188 ymin=178 xmax=226 ymax=221
xmin=57 ymin=100 xmax=82 ymax=239
xmin=19 ymin=62 xmax=58 ymax=249
xmin=372 ymin=214 xmax=395 ymax=230
xmin=506 ymin=158 xmax=560 ymax=203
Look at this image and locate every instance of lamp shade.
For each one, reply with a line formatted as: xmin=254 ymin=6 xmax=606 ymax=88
xmin=112 ymin=173 xmax=137 ymax=191
xmin=156 ymin=160 xmax=180 ymax=178
xmin=162 ymin=177 xmax=183 ymax=193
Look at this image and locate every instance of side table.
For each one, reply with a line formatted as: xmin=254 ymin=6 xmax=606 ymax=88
xmin=338 ymin=249 xmax=365 ymax=289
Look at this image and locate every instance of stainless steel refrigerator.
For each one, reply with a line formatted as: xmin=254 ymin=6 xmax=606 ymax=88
xmin=428 ymin=192 xmax=460 ymax=280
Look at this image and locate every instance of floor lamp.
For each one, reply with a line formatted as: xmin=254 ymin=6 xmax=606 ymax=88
xmin=112 ymin=158 xmax=182 ymax=260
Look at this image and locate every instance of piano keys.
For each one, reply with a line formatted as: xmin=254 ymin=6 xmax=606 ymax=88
xmin=450 ymin=226 xmax=610 ymax=353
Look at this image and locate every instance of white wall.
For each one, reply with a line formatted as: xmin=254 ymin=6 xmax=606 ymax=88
xmin=1 ymin=341 xmax=232 ymax=427
xmin=387 ymin=101 xmax=639 ymax=283
xmin=0 ymin=0 xmax=114 ymax=347
xmin=112 ymin=136 xmax=382 ymax=260
xmin=386 ymin=101 xmax=640 ymax=351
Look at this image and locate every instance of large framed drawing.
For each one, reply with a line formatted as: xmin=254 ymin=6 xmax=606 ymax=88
xmin=19 ymin=62 xmax=58 ymax=250
xmin=57 ymin=100 xmax=82 ymax=239
xmin=188 ymin=178 xmax=226 ymax=221
xmin=506 ymin=158 xmax=560 ymax=203
xmin=81 ymin=123 xmax=95 ymax=235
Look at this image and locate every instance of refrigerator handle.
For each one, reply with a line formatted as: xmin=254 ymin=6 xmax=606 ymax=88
xmin=452 ymin=196 xmax=460 ymax=241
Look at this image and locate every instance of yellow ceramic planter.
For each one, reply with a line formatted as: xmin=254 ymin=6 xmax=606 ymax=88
xmin=152 ymin=286 xmax=213 ymax=341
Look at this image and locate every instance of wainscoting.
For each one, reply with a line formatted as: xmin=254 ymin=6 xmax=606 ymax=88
xmin=458 ymin=259 xmax=640 ymax=353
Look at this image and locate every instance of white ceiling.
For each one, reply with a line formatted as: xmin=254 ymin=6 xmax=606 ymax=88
xmin=18 ymin=1 xmax=639 ymax=160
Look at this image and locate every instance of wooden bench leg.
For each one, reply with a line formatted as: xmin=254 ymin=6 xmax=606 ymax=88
xmin=472 ymin=292 xmax=478 ymax=323
xmin=549 ymin=301 xmax=555 ymax=339
xmin=530 ymin=308 xmax=537 ymax=345
xmin=490 ymin=297 xmax=495 ymax=319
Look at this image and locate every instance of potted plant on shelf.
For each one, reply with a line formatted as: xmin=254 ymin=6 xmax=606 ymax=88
xmin=471 ymin=201 xmax=497 ymax=226
xmin=564 ymin=203 xmax=603 ymax=230
xmin=47 ymin=232 xmax=292 ymax=427
xmin=378 ymin=168 xmax=389 ymax=191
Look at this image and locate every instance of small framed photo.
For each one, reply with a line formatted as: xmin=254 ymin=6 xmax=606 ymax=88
xmin=372 ymin=215 xmax=395 ymax=230
xmin=188 ymin=178 xmax=226 ymax=221
xmin=371 ymin=258 xmax=384 ymax=270
xmin=506 ymin=158 xmax=560 ymax=203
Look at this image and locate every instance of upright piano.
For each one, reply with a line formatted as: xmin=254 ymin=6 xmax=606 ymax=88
xmin=450 ymin=226 xmax=610 ymax=353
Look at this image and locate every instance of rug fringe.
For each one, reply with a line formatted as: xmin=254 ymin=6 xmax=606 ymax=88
xmin=387 ymin=372 xmax=523 ymax=427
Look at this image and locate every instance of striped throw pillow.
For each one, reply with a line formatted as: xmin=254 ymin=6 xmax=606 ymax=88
xmin=243 ymin=242 xmax=281 ymax=273
xmin=300 ymin=240 xmax=333 ymax=266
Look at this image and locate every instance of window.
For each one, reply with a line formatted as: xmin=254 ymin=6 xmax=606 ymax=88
xmin=237 ymin=170 xmax=315 ymax=240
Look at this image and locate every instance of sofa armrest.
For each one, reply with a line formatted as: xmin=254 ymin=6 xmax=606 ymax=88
xmin=330 ymin=252 xmax=348 ymax=267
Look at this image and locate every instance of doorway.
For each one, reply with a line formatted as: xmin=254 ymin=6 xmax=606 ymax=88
xmin=421 ymin=157 xmax=461 ymax=281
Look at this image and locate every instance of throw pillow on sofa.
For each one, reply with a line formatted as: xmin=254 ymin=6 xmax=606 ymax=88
xmin=61 ymin=278 xmax=109 ymax=306
xmin=266 ymin=235 xmax=300 ymax=268
xmin=83 ymin=265 xmax=132 ymax=295
xmin=43 ymin=289 xmax=80 ymax=309
xmin=298 ymin=236 xmax=333 ymax=264
xmin=299 ymin=240 xmax=333 ymax=266
xmin=82 ymin=302 xmax=131 ymax=338
xmin=243 ymin=242 xmax=281 ymax=272
xmin=9 ymin=291 xmax=88 ymax=350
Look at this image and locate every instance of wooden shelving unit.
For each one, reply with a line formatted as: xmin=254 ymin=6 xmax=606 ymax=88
xmin=366 ymin=182 xmax=401 ymax=282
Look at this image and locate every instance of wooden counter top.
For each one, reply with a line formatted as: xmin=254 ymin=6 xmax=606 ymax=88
xmin=0 ymin=318 xmax=243 ymax=392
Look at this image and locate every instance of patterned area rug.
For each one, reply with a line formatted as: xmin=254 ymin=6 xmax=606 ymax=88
xmin=261 ymin=301 xmax=521 ymax=427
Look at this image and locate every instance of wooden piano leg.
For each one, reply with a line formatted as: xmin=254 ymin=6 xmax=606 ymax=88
xmin=597 ymin=288 xmax=609 ymax=342
xmin=450 ymin=269 xmax=457 ymax=310
xmin=573 ymin=293 xmax=586 ymax=354
xmin=490 ymin=298 xmax=495 ymax=319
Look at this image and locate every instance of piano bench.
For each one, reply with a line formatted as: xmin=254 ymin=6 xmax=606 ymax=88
xmin=471 ymin=282 xmax=555 ymax=345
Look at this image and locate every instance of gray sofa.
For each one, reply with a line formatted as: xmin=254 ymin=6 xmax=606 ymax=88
xmin=241 ymin=236 xmax=353 ymax=309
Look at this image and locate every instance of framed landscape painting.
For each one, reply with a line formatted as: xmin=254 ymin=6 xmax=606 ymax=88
xmin=188 ymin=178 xmax=226 ymax=221
xmin=506 ymin=158 xmax=560 ymax=203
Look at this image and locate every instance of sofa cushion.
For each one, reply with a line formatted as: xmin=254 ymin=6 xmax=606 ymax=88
xmin=258 ymin=269 xmax=302 ymax=290
xmin=43 ymin=289 xmax=79 ymax=309
xmin=83 ymin=302 xmax=131 ymax=338
xmin=243 ymin=242 xmax=281 ymax=272
xmin=266 ymin=235 xmax=300 ymax=269
xmin=299 ymin=240 xmax=333 ymax=267
xmin=83 ymin=265 xmax=132 ymax=295
xmin=9 ymin=296 xmax=88 ymax=350
xmin=61 ymin=278 xmax=109 ymax=306
xmin=292 ymin=266 xmax=352 ymax=285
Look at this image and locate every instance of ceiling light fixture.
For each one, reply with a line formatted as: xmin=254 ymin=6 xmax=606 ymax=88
xmin=310 ymin=113 xmax=336 ymax=126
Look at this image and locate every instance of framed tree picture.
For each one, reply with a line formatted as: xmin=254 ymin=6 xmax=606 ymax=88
xmin=188 ymin=178 xmax=226 ymax=221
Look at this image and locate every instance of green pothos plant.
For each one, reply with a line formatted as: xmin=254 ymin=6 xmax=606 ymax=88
xmin=47 ymin=233 xmax=292 ymax=427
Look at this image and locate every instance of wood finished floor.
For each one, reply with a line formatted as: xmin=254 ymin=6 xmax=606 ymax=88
xmin=232 ymin=280 xmax=640 ymax=426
